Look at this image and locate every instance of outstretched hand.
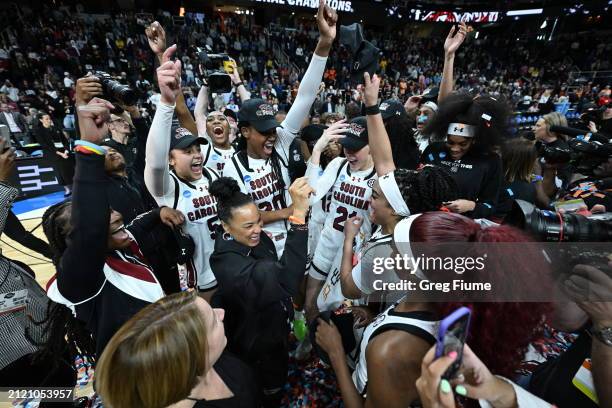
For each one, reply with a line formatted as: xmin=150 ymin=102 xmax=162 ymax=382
xmin=145 ymin=21 xmax=167 ymax=56
xmin=77 ymin=98 xmax=115 ymax=145
xmin=363 ymin=72 xmax=381 ymax=107
xmin=444 ymin=22 xmax=468 ymax=56
xmin=156 ymin=44 xmax=182 ymax=105
xmin=316 ymin=0 xmax=338 ymax=44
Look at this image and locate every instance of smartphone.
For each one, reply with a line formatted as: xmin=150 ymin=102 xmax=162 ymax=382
xmin=0 ymin=125 xmax=10 ymax=151
xmin=435 ymin=306 xmax=471 ymax=379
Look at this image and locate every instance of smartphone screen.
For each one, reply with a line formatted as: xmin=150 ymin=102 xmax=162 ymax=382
xmin=435 ymin=306 xmax=471 ymax=379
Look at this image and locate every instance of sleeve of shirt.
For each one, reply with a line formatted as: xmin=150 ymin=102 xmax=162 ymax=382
xmin=276 ymin=54 xmax=328 ymax=156
xmin=308 ymin=157 xmax=344 ymax=206
xmin=144 ymin=102 xmax=175 ymax=201
xmin=471 ymin=155 xmax=503 ymax=219
xmin=479 ymin=377 xmax=553 ymax=408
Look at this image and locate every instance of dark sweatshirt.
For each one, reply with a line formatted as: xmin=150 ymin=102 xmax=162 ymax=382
xmin=422 ymin=142 xmax=503 ymax=219
xmin=210 ymin=226 xmax=308 ymax=360
xmin=56 ymin=153 xmax=165 ymax=355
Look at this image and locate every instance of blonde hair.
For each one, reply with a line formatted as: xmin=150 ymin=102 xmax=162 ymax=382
xmin=96 ymin=291 xmax=208 ymax=408
xmin=541 ymin=112 xmax=568 ymax=140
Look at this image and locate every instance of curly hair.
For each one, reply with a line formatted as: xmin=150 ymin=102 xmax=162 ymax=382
xmin=395 ymin=165 xmax=458 ymax=213
xmin=423 ymin=92 xmax=511 ymax=154
xmin=410 ymin=211 xmax=552 ymax=378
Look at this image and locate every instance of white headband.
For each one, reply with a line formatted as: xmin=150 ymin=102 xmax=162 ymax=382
xmin=447 ymin=122 xmax=476 ymax=137
xmin=393 ymin=214 xmax=426 ymax=279
xmin=379 ymin=171 xmax=411 ymax=217
xmin=422 ymin=101 xmax=438 ymax=113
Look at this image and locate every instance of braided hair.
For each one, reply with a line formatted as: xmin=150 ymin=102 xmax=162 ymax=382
xmin=395 ymin=166 xmax=458 ymax=213
xmin=29 ymin=201 xmax=97 ymax=368
xmin=209 ymin=177 xmax=253 ymax=223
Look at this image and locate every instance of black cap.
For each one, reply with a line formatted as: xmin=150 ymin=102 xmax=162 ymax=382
xmin=379 ymin=99 xmax=405 ymax=120
xmin=351 ymin=41 xmax=380 ymax=84
xmin=339 ymin=23 xmax=365 ymax=54
xmin=421 ymin=87 xmax=439 ymax=103
xmin=339 ymin=116 xmax=368 ymax=151
xmin=238 ymin=98 xmax=279 ymax=133
xmin=223 ymin=108 xmax=237 ymax=122
xmin=300 ymin=124 xmax=327 ymax=143
xmin=169 ymin=126 xmax=207 ymax=151
xmin=100 ymin=138 xmax=124 ymax=152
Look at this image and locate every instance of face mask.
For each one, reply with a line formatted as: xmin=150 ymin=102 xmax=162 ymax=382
xmin=417 ymin=114 xmax=428 ymax=124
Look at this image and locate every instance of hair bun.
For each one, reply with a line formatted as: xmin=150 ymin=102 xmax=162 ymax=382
xmin=209 ymin=177 xmax=242 ymax=204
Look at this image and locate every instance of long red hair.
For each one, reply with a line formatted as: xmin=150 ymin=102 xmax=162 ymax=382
xmin=410 ymin=212 xmax=552 ymax=378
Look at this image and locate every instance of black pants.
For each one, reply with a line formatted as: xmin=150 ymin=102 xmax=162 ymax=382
xmin=251 ymin=341 xmax=289 ymax=408
xmin=3 ymin=210 xmax=52 ymax=259
xmin=0 ymin=351 xmax=77 ymax=407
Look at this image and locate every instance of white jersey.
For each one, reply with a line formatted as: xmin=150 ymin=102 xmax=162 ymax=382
xmin=317 ymin=228 xmax=390 ymax=312
xmin=158 ymin=168 xmax=220 ymax=290
xmin=223 ymin=148 xmax=293 ymax=257
xmin=307 ymin=157 xmax=376 ymax=281
xmin=201 ymin=142 xmax=235 ymax=176
xmin=353 ymin=300 xmax=439 ymax=395
xmin=307 ymin=190 xmax=331 ymax=264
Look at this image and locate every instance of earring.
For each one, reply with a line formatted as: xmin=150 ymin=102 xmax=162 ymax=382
xmin=222 ymin=232 xmax=233 ymax=241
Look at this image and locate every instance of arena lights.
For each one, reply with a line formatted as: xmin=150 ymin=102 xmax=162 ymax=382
xmin=506 ymin=8 xmax=543 ymax=16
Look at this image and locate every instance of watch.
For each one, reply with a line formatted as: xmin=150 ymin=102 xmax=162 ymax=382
xmin=592 ymin=326 xmax=612 ymax=347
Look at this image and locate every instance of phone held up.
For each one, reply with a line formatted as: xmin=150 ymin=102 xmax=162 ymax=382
xmin=435 ymin=306 xmax=471 ymax=379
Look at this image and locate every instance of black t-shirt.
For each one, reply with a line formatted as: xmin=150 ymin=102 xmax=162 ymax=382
xmin=421 ymin=142 xmax=503 ymax=218
xmin=495 ymin=180 xmax=536 ymax=220
xmin=598 ymin=117 xmax=612 ymax=138
xmin=192 ymin=353 xmax=258 ymax=408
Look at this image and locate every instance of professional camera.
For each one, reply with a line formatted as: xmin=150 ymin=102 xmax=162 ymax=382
xmin=580 ymin=102 xmax=609 ymax=124
xmin=535 ymin=141 xmax=572 ymax=165
xmin=548 ymin=125 xmax=612 ymax=176
xmin=194 ymin=46 xmax=232 ymax=94
xmin=504 ymin=199 xmax=612 ymax=242
xmin=93 ymin=71 xmax=137 ymax=106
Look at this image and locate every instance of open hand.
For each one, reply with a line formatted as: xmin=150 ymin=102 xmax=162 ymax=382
xmin=444 ymin=22 xmax=468 ymax=56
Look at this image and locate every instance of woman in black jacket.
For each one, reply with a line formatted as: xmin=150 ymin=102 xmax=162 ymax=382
xmin=209 ymin=175 xmax=312 ymax=408
xmin=33 ymin=112 xmax=73 ymax=196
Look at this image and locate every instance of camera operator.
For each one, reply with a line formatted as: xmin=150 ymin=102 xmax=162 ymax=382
xmin=585 ymin=102 xmax=612 ymax=138
xmin=532 ymin=112 xmax=573 ymax=196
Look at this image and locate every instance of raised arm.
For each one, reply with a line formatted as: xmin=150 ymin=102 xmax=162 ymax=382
xmin=438 ymin=22 xmax=467 ymax=104
xmin=144 ymin=46 xmax=182 ymax=199
xmin=228 ymin=60 xmax=251 ymax=103
xmin=194 ymin=85 xmax=210 ymax=138
xmin=57 ymin=98 xmax=114 ymax=302
xmin=363 ymin=73 xmax=395 ymax=176
xmin=146 ymin=21 xmax=198 ymax=135
xmin=278 ymin=0 xmax=336 ymax=149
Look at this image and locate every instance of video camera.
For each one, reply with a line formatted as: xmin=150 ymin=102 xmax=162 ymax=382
xmin=92 ymin=71 xmax=136 ymax=107
xmin=505 ymin=199 xmax=612 ymax=242
xmin=580 ymin=102 xmax=610 ymax=124
xmin=194 ymin=46 xmax=233 ymax=94
xmin=549 ymin=125 xmax=612 ymax=175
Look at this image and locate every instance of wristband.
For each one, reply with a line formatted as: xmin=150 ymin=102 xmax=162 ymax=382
xmin=234 ymin=81 xmax=244 ymax=87
xmin=74 ymin=145 xmax=104 ymax=156
xmin=288 ymin=215 xmax=306 ymax=225
xmin=74 ymin=140 xmax=105 ymax=155
xmin=365 ymin=105 xmax=380 ymax=115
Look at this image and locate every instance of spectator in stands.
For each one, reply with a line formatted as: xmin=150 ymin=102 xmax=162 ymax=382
xmin=0 ymin=103 xmax=30 ymax=146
